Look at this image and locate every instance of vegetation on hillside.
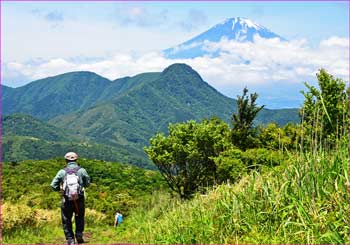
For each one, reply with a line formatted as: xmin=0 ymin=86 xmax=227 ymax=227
xmin=140 ymin=142 xmax=349 ymax=243
xmin=2 ymin=68 xmax=349 ymax=244
xmin=231 ymin=87 xmax=264 ymax=150
xmin=145 ymin=117 xmax=231 ymax=199
xmin=130 ymin=69 xmax=349 ymax=243
xmin=301 ymin=68 xmax=348 ymax=147
xmin=2 ymin=158 xmax=168 ymax=243
xmin=3 ymin=64 xmax=299 ymax=168
xmin=2 ymin=114 xmax=152 ymax=168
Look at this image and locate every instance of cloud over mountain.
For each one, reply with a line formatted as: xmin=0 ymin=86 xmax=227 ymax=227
xmin=164 ymin=17 xmax=285 ymax=59
xmin=3 ymin=17 xmax=349 ymax=108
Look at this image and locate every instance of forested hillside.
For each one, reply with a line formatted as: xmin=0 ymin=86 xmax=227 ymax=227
xmin=3 ymin=64 xmax=299 ymax=167
xmin=2 ymin=69 xmax=349 ymax=244
xmin=3 ymin=114 xmax=151 ymax=168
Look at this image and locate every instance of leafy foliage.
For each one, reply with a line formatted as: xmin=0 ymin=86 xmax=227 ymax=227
xmin=118 ymin=140 xmax=349 ymax=244
xmin=212 ymin=149 xmax=246 ymax=182
xmin=145 ymin=117 xmax=231 ymax=199
xmin=231 ymin=87 xmax=264 ymax=150
xmin=213 ymin=147 xmax=283 ymax=183
xmin=258 ymin=122 xmax=301 ymax=150
xmin=301 ymin=69 xmax=348 ymax=146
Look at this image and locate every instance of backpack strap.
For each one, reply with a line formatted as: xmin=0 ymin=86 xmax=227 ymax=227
xmin=64 ymin=166 xmax=81 ymax=175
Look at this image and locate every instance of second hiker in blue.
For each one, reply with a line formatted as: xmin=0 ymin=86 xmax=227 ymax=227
xmin=51 ymin=152 xmax=90 ymax=245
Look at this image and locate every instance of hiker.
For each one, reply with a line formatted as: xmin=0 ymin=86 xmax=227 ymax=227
xmin=50 ymin=152 xmax=90 ymax=245
xmin=114 ymin=211 xmax=123 ymax=227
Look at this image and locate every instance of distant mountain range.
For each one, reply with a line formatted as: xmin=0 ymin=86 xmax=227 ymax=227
xmin=3 ymin=63 xmax=299 ymax=168
xmin=164 ymin=17 xmax=285 ymax=59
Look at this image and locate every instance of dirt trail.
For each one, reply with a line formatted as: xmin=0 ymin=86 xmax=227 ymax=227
xmin=54 ymin=231 xmax=93 ymax=244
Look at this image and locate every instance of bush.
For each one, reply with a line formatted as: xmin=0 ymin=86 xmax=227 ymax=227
xmin=214 ymin=148 xmax=283 ymax=184
xmin=242 ymin=148 xmax=282 ymax=169
xmin=2 ymin=202 xmax=60 ymax=233
xmin=85 ymin=208 xmax=108 ymax=226
xmin=213 ymin=149 xmax=246 ymax=183
xmin=3 ymin=203 xmax=38 ymax=232
xmin=258 ymin=123 xmax=300 ymax=151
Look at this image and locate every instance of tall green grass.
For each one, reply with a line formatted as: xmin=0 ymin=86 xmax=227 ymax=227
xmin=2 ymin=130 xmax=350 ymax=244
xmin=3 ymin=142 xmax=348 ymax=244
xmin=120 ymin=141 xmax=349 ymax=244
xmin=3 ymin=143 xmax=348 ymax=244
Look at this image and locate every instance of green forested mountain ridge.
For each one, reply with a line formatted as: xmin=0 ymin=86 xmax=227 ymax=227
xmin=2 ymin=114 xmax=152 ymax=167
xmin=257 ymin=108 xmax=300 ymax=126
xmin=3 ymin=114 xmax=71 ymax=141
xmin=2 ymin=84 xmax=14 ymax=97
xmin=50 ymin=64 xmax=298 ymax=148
xmin=3 ymin=64 xmax=299 ymax=167
xmin=3 ymin=64 xmax=298 ymax=124
xmin=3 ymin=71 xmax=112 ymax=119
xmin=50 ymin=64 xmax=237 ymax=147
xmin=3 ymin=71 xmax=159 ymax=120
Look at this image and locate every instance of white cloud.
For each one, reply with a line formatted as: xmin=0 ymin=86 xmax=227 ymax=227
xmin=114 ymin=5 xmax=169 ymax=27
xmin=320 ymin=36 xmax=348 ymax=47
xmin=179 ymin=9 xmax=208 ymax=31
xmin=3 ymin=36 xmax=349 ymax=107
xmin=200 ymin=35 xmax=349 ymax=83
xmin=167 ymin=41 xmax=203 ymax=55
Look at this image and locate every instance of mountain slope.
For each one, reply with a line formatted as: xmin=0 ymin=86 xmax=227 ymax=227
xmin=49 ymin=64 xmax=237 ymax=148
xmin=164 ymin=17 xmax=285 ymax=59
xmin=3 ymin=114 xmax=71 ymax=141
xmin=3 ymin=71 xmax=162 ymax=121
xmin=3 ymin=114 xmax=152 ymax=167
xmin=49 ymin=64 xmax=298 ymax=153
xmin=4 ymin=64 xmax=299 ymax=167
xmin=3 ymin=71 xmax=112 ymax=120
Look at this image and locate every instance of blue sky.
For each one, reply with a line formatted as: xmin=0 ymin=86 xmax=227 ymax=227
xmin=2 ymin=1 xmax=349 ymax=108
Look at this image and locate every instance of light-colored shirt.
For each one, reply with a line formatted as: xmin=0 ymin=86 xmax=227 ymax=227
xmin=50 ymin=162 xmax=90 ymax=191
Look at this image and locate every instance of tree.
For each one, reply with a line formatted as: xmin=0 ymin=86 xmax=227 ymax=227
xmin=258 ymin=123 xmax=300 ymax=151
xmin=145 ymin=117 xmax=231 ymax=199
xmin=301 ymin=69 xmax=347 ymax=146
xmin=231 ymin=87 xmax=264 ymax=150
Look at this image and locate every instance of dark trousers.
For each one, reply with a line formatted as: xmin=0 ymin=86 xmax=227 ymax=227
xmin=61 ymin=197 xmax=85 ymax=240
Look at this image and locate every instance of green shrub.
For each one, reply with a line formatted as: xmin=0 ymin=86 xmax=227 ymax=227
xmin=214 ymin=148 xmax=283 ymax=184
xmin=3 ymin=203 xmax=38 ymax=233
xmin=258 ymin=123 xmax=301 ymax=150
xmin=213 ymin=149 xmax=246 ymax=183
xmin=242 ymin=148 xmax=282 ymax=169
xmin=85 ymin=208 xmax=108 ymax=226
xmin=2 ymin=202 xmax=60 ymax=233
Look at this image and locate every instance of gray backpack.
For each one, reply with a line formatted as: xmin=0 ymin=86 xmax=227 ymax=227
xmin=62 ymin=167 xmax=81 ymax=201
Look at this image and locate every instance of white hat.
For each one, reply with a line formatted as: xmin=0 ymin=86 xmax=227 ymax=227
xmin=64 ymin=152 xmax=78 ymax=161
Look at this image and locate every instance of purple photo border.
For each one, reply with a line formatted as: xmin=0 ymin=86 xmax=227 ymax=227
xmin=0 ymin=0 xmax=349 ymax=244
xmin=1 ymin=0 xmax=3 ymax=243
xmin=0 ymin=0 xmax=350 ymax=2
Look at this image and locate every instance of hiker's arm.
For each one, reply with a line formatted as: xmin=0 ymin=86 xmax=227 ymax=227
xmin=50 ymin=170 xmax=65 ymax=191
xmin=80 ymin=168 xmax=91 ymax=187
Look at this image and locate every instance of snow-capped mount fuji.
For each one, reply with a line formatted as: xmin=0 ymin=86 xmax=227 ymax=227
xmin=164 ymin=17 xmax=286 ymax=59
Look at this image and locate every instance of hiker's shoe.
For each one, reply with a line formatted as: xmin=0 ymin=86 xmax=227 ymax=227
xmin=76 ymin=236 xmax=84 ymax=244
xmin=67 ymin=239 xmax=75 ymax=245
